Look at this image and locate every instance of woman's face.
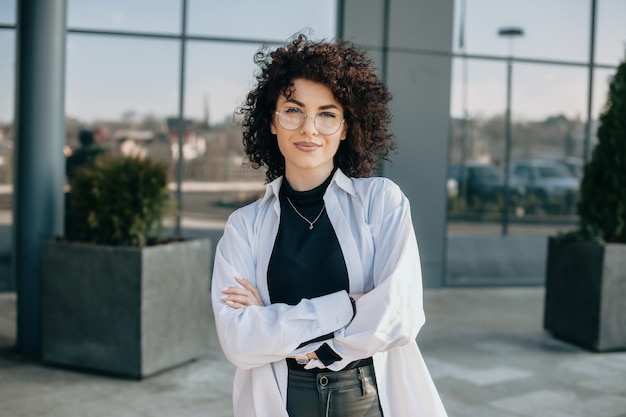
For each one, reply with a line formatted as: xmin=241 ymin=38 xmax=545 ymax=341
xmin=271 ymin=78 xmax=346 ymax=187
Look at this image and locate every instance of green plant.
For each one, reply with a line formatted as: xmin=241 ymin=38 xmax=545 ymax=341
xmin=577 ymin=59 xmax=626 ymax=244
xmin=66 ymin=154 xmax=172 ymax=247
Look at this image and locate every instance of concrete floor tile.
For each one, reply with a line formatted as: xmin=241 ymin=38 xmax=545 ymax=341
xmin=443 ymin=396 xmax=523 ymax=417
xmin=561 ymin=355 xmax=626 ymax=378
xmin=577 ymin=374 xmax=626 ymax=395
xmin=452 ymin=366 xmax=532 ymax=386
xmin=490 ymin=390 xmax=587 ymax=417
xmin=580 ymin=396 xmax=626 ymax=417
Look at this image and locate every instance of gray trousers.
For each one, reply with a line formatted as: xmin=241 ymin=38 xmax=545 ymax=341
xmin=286 ymin=365 xmax=384 ymax=417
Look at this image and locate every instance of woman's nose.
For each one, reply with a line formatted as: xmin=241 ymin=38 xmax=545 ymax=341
xmin=299 ymin=114 xmax=318 ymax=136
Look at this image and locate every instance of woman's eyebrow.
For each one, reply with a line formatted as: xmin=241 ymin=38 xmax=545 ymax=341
xmin=284 ymin=98 xmax=340 ymax=111
xmin=284 ymin=98 xmax=305 ymax=106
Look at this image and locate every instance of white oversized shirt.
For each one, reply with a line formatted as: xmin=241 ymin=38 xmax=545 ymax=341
xmin=211 ymin=169 xmax=448 ymax=416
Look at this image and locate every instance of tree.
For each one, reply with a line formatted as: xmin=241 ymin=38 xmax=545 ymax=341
xmin=577 ymin=60 xmax=626 ymax=243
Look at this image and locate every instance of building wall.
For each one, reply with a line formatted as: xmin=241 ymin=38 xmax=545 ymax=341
xmin=342 ymin=0 xmax=454 ymax=287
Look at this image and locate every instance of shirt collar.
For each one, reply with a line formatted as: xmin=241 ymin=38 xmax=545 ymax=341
xmin=259 ymin=168 xmax=356 ymax=208
xmin=330 ymin=168 xmax=356 ymax=197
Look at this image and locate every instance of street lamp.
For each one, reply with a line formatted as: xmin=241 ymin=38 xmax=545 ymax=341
xmin=498 ymin=26 xmax=524 ymax=236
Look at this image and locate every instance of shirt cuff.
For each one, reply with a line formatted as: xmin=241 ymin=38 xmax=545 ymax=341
xmin=315 ymin=343 xmax=343 ymax=366
xmin=313 ymin=291 xmax=354 ymax=335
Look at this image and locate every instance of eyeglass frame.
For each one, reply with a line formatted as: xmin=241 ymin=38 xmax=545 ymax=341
xmin=274 ymin=107 xmax=345 ymax=135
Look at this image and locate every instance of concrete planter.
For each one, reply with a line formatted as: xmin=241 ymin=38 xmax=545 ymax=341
xmin=543 ymin=236 xmax=626 ymax=351
xmin=42 ymin=239 xmax=212 ymax=378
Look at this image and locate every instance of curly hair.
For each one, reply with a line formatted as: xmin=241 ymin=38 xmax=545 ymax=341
xmin=239 ymin=34 xmax=395 ymax=182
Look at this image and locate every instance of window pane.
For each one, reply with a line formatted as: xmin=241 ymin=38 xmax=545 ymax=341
xmin=68 ymin=0 xmax=181 ymax=34
xmin=66 ymin=34 xmax=179 ymax=177
xmin=185 ymin=41 xmax=259 ymax=128
xmin=595 ymin=0 xmax=626 ymax=65
xmin=0 ymin=0 xmax=16 ymax=25
xmin=0 ymin=30 xmax=15 ymax=187
xmin=450 ymin=58 xmax=588 ymax=130
xmin=0 ymin=29 xmax=13 ymax=291
xmin=181 ymin=41 xmax=266 ymax=223
xmin=453 ymin=0 xmax=590 ymax=62
xmin=447 ymin=58 xmax=585 ymax=285
xmin=66 ymin=35 xmax=179 ymax=124
xmin=187 ymin=0 xmax=337 ymax=41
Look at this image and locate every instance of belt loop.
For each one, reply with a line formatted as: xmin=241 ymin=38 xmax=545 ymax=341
xmin=358 ymin=367 xmax=368 ymax=396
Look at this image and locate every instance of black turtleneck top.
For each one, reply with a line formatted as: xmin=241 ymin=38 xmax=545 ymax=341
xmin=267 ymin=172 xmax=350 ymax=369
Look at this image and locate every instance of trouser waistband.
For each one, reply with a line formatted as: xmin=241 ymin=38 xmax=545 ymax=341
xmin=288 ymin=364 xmax=376 ymax=392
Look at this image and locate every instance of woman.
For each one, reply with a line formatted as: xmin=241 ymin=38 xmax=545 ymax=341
xmin=212 ymin=34 xmax=447 ymax=417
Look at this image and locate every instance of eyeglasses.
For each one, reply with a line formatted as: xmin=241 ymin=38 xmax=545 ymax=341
xmin=274 ymin=107 xmax=345 ymax=135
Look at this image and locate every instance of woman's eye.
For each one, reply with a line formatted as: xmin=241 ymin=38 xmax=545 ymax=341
xmin=320 ymin=112 xmax=338 ymax=119
xmin=283 ymin=107 xmax=302 ymax=114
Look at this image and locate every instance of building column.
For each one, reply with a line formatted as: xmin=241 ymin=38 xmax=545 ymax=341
xmin=341 ymin=0 xmax=454 ymax=287
xmin=13 ymin=0 xmax=67 ymax=356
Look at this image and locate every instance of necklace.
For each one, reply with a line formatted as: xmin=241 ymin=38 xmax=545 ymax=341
xmin=286 ymin=197 xmax=326 ymax=230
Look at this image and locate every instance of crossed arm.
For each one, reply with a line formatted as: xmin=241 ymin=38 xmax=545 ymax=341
xmin=221 ymin=277 xmax=363 ymax=362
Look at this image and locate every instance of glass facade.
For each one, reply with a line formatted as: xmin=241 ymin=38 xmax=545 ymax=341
xmin=596 ymin=0 xmax=626 ymax=65
xmin=452 ymin=0 xmax=590 ymax=63
xmin=0 ymin=24 xmax=14 ymax=289
xmin=62 ymin=0 xmax=338 ymax=240
xmin=0 ymin=0 xmax=16 ymax=24
xmin=67 ymin=0 xmax=182 ymax=34
xmin=65 ymin=34 xmax=180 ymax=174
xmin=2 ymin=1 xmax=626 ymax=290
xmin=446 ymin=0 xmax=625 ymax=286
xmin=0 ymin=0 xmax=339 ymax=291
xmin=186 ymin=0 xmax=337 ymax=40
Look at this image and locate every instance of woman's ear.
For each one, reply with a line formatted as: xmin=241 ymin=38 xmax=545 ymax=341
xmin=270 ymin=121 xmax=277 ymax=135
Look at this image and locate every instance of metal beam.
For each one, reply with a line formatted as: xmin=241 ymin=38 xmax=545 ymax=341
xmin=13 ymin=0 xmax=67 ymax=357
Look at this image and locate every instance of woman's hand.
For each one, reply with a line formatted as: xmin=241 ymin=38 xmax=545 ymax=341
xmin=221 ymin=277 xmax=263 ymax=308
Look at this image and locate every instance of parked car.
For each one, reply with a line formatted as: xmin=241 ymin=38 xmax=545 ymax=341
xmin=554 ymin=157 xmax=584 ymax=179
xmin=509 ymin=159 xmax=580 ymax=213
xmin=448 ymin=162 xmax=525 ymax=202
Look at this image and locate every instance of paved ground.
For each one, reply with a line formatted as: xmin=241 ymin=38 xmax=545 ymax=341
xmin=2 ymin=287 xmax=626 ymax=417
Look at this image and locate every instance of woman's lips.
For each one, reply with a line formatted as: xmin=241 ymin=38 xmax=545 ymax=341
xmin=294 ymin=142 xmax=321 ymax=152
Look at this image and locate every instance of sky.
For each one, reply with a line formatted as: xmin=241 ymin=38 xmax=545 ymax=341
xmin=1 ymin=0 xmax=625 ymax=125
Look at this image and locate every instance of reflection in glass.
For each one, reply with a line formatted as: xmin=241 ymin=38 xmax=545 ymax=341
xmin=182 ymin=41 xmax=266 ymax=222
xmin=66 ymin=35 xmax=179 ymax=179
xmin=187 ymin=0 xmax=336 ymax=41
xmin=0 ymin=30 xmax=15 ymax=187
xmin=448 ymin=58 xmax=587 ymax=222
xmin=452 ymin=0 xmax=589 ymax=62
xmin=0 ymin=0 xmax=16 ymax=25
xmin=68 ymin=0 xmax=181 ymax=34
xmin=0 ymin=25 xmax=14 ymax=290
xmin=595 ymin=0 xmax=626 ymax=65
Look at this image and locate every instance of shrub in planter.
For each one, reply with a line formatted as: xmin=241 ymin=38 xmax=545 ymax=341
xmin=577 ymin=59 xmax=626 ymax=244
xmin=43 ymin=153 xmax=211 ymax=378
xmin=544 ymin=59 xmax=626 ymax=351
xmin=65 ymin=153 xmax=172 ymax=247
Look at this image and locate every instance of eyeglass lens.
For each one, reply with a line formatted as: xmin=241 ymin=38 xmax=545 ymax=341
xmin=276 ymin=109 xmax=343 ymax=135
